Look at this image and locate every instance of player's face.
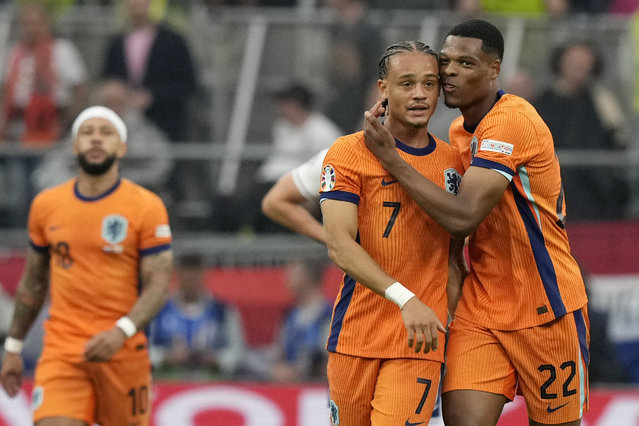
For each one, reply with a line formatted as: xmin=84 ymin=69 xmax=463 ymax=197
xmin=379 ymin=51 xmax=439 ymax=129
xmin=439 ymin=36 xmax=500 ymax=111
xmin=73 ymin=117 xmax=126 ymax=176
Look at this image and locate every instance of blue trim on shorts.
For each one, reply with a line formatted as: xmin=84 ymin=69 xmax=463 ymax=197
xmin=573 ymin=309 xmax=589 ymax=366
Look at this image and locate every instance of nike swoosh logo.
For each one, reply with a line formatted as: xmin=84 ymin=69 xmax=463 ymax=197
xmin=381 ymin=178 xmax=398 ymax=186
xmin=546 ymin=402 xmax=569 ymax=413
xmin=48 ymin=226 xmax=61 ymax=232
xmin=405 ymin=420 xmax=425 ymax=426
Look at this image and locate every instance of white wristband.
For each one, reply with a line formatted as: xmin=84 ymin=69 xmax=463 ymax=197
xmin=116 ymin=316 xmax=137 ymax=338
xmin=3 ymin=337 xmax=24 ymax=354
xmin=384 ymin=282 xmax=416 ymax=309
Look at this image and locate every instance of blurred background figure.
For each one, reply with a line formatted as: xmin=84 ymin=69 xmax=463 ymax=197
xmin=535 ymin=41 xmax=630 ymax=220
xmin=149 ymin=254 xmax=247 ymax=379
xmin=269 ymin=258 xmax=332 ymax=383
xmin=504 ymin=66 xmax=537 ymax=102
xmin=33 ymin=79 xmax=174 ymax=196
xmin=0 ymin=1 xmax=87 ymax=145
xmin=0 ymin=0 xmax=88 ymax=227
xmin=221 ymin=82 xmax=341 ymax=233
xmin=453 ymin=0 xmax=569 ymax=17
xmin=101 ymin=0 xmax=202 ymax=219
xmin=322 ymin=0 xmax=383 ymax=134
xmin=102 ymin=0 xmax=197 ymax=143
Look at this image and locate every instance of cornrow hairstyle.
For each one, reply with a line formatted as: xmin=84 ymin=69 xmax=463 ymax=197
xmin=446 ymin=19 xmax=504 ymax=61
xmin=377 ymin=41 xmax=439 ymax=80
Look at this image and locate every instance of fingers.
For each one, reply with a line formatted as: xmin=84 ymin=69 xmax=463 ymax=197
xmin=2 ymin=373 xmax=21 ymax=397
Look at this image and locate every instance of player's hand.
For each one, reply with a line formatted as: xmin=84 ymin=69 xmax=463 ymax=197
xmin=363 ymin=101 xmax=399 ymax=164
xmin=83 ymin=327 xmax=127 ymax=362
xmin=400 ymin=297 xmax=446 ymax=354
xmin=1 ymin=352 xmax=24 ymax=397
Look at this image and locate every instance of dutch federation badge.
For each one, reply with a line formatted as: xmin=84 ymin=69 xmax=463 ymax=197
xmin=102 ymin=214 xmax=128 ymax=245
xmin=321 ymin=164 xmax=336 ymax=191
xmin=444 ymin=168 xmax=462 ymax=195
xmin=470 ymin=136 xmax=478 ymax=157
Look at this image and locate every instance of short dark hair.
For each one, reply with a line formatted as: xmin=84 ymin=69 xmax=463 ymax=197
xmin=275 ymin=83 xmax=314 ymax=109
xmin=447 ymin=19 xmax=504 ymax=61
xmin=378 ymin=41 xmax=438 ymax=80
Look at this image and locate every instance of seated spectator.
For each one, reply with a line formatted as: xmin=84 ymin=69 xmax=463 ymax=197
xmin=269 ymin=258 xmax=333 ymax=383
xmin=535 ymin=41 xmax=630 ymax=220
xmin=149 ymin=254 xmax=246 ymax=379
xmin=33 ymin=79 xmax=173 ymax=194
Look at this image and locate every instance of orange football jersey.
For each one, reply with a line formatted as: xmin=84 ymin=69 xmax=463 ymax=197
xmin=320 ymin=131 xmax=463 ymax=361
xmin=449 ymin=92 xmax=588 ymax=330
xmin=28 ymin=178 xmax=172 ymax=361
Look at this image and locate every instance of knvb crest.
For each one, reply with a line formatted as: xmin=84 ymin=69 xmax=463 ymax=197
xmin=102 ymin=214 xmax=128 ymax=244
xmin=470 ymin=136 xmax=478 ymax=158
xmin=445 ymin=168 xmax=462 ymax=194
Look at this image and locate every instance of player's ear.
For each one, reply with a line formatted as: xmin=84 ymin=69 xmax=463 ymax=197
xmin=490 ymin=58 xmax=501 ymax=81
xmin=377 ymin=79 xmax=388 ymax=102
xmin=117 ymin=141 xmax=127 ymax=158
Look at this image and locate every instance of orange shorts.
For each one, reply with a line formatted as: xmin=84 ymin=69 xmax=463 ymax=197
xmin=327 ymin=352 xmax=442 ymax=426
xmin=32 ymin=354 xmax=152 ymax=426
xmin=443 ymin=307 xmax=590 ymax=424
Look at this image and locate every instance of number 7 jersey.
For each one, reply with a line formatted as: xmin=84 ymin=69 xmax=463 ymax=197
xmin=450 ymin=92 xmax=588 ymax=330
xmin=319 ymin=131 xmax=463 ymax=361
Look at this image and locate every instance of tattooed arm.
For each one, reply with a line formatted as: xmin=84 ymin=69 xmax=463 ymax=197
xmin=1 ymin=248 xmax=50 ymax=397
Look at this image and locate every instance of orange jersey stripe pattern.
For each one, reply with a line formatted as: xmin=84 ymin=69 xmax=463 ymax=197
xmin=320 ymin=131 xmax=463 ymax=361
xmin=28 ymin=178 xmax=172 ymax=362
xmin=450 ymin=92 xmax=588 ymax=330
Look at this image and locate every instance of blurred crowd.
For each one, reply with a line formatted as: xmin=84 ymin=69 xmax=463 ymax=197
xmin=0 ymin=0 xmax=638 ymax=232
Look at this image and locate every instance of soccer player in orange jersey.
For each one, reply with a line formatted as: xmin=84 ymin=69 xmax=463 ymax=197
xmin=364 ymin=20 xmax=589 ymax=426
xmin=0 ymin=106 xmax=173 ymax=426
xmin=320 ymin=41 xmax=466 ymax=426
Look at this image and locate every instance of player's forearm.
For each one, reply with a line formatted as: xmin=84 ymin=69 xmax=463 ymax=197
xmin=326 ymin=234 xmax=395 ymax=297
xmin=127 ymin=250 xmax=173 ymax=330
xmin=9 ymin=256 xmax=49 ymax=339
xmin=380 ymin=157 xmax=473 ymax=237
xmin=268 ymin=202 xmax=325 ymax=244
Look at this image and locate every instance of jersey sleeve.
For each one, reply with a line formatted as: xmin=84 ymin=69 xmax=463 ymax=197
xmin=138 ymin=192 xmax=172 ymax=256
xmin=472 ymin=107 xmax=539 ymax=181
xmin=291 ymin=148 xmax=329 ymax=200
xmin=319 ymin=135 xmax=361 ymax=205
xmin=27 ymin=193 xmax=50 ymax=252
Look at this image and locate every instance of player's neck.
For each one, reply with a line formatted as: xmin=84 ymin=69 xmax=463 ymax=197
xmin=385 ymin=119 xmax=431 ymax=148
xmin=460 ymin=89 xmax=501 ymax=127
xmin=76 ymin=167 xmax=120 ymax=198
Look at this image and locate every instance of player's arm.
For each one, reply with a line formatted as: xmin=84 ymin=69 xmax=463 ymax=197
xmin=83 ymin=249 xmax=173 ymax=362
xmin=364 ymin=101 xmax=509 ymax=239
xmin=1 ymin=248 xmax=50 ymax=397
xmin=321 ymin=199 xmax=445 ymax=353
xmin=261 ymin=173 xmax=325 ymax=244
xmin=446 ymin=237 xmax=468 ymax=319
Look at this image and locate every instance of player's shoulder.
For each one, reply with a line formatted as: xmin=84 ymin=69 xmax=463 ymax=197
xmin=119 ymin=178 xmax=166 ymax=206
xmin=32 ymin=179 xmax=75 ymax=206
xmin=326 ymin=131 xmax=365 ymax=155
